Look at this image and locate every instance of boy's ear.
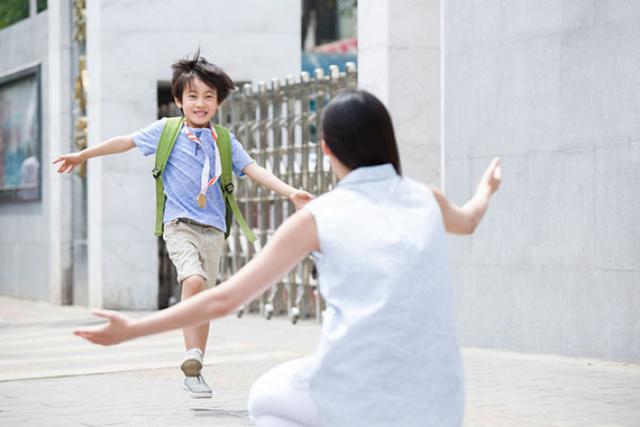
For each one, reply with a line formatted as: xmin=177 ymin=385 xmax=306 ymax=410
xmin=173 ymin=97 xmax=182 ymax=108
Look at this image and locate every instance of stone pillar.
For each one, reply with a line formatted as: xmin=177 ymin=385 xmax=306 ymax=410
xmin=85 ymin=0 xmax=301 ymax=309
xmin=358 ymin=0 xmax=442 ymax=184
xmin=47 ymin=0 xmax=73 ymax=304
xmin=85 ymin=0 xmax=104 ymax=309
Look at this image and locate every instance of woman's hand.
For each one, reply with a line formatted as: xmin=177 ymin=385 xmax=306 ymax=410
xmin=289 ymin=189 xmax=315 ymax=210
xmin=74 ymin=309 xmax=135 ymax=346
xmin=476 ymin=157 xmax=502 ymax=196
xmin=432 ymin=157 xmax=502 ymax=235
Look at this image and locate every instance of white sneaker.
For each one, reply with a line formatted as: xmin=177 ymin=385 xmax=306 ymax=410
xmin=181 ymin=348 xmax=203 ymax=377
xmin=183 ymin=374 xmax=212 ymax=399
xmin=264 ymin=303 xmax=274 ymax=320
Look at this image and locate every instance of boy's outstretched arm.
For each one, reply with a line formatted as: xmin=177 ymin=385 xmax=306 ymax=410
xmin=74 ymin=208 xmax=319 ymax=346
xmin=242 ymin=163 xmax=314 ymax=209
xmin=432 ymin=157 xmax=501 ymax=235
xmin=53 ymin=135 xmax=136 ymax=174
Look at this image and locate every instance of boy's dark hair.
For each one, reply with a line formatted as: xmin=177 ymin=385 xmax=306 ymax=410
xmin=171 ymin=50 xmax=235 ymax=104
xmin=322 ymin=89 xmax=402 ymax=175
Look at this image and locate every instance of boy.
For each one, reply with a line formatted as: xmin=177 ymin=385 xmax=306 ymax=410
xmin=54 ymin=52 xmax=313 ymax=398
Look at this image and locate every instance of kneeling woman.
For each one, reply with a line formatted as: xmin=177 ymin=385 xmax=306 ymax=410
xmin=75 ymin=89 xmax=501 ymax=427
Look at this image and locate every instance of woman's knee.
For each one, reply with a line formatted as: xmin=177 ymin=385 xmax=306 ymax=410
xmin=248 ymin=359 xmax=321 ymax=427
xmin=248 ymin=373 xmax=270 ymax=419
xmin=251 ymin=415 xmax=306 ymax=427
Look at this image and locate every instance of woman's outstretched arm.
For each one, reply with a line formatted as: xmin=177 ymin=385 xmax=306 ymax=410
xmin=432 ymin=157 xmax=501 ymax=235
xmin=75 ymin=209 xmax=319 ymax=346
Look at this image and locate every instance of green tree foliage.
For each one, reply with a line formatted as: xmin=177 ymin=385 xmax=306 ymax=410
xmin=0 ymin=0 xmax=29 ymax=30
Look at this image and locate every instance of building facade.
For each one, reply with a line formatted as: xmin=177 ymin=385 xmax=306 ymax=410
xmin=0 ymin=0 xmax=301 ymax=309
xmin=442 ymin=0 xmax=640 ymax=363
xmin=357 ymin=0 xmax=639 ymax=363
xmin=1 ymin=0 xmax=637 ymax=363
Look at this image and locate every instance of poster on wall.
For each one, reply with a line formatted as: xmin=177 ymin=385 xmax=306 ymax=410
xmin=0 ymin=66 xmax=41 ymax=202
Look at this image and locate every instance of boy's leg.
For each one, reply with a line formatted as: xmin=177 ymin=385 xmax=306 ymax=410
xmin=180 ymin=225 xmax=225 ymax=398
xmin=180 ymin=276 xmax=213 ymax=399
xmin=163 ymin=220 xmax=222 ymax=398
xmin=180 ymin=274 xmax=209 ymax=375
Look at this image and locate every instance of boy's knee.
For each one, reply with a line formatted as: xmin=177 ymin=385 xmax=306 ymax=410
xmin=182 ymin=275 xmax=206 ymax=294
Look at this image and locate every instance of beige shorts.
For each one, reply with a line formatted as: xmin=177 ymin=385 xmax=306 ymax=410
xmin=163 ymin=219 xmax=225 ymax=286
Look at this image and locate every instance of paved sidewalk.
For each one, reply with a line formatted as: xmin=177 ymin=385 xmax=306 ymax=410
xmin=0 ymin=296 xmax=639 ymax=426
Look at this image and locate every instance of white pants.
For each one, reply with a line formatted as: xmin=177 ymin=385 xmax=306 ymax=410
xmin=248 ymin=357 xmax=322 ymax=427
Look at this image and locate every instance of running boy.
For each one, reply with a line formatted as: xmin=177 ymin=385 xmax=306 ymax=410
xmin=54 ymin=52 xmax=313 ymax=398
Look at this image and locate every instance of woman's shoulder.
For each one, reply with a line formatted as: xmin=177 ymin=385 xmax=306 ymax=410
xmin=304 ymin=186 xmax=357 ymax=218
xmin=309 ymin=177 xmax=433 ymax=210
xmin=401 ymin=175 xmax=433 ymax=193
xmin=398 ymin=176 xmax=439 ymax=205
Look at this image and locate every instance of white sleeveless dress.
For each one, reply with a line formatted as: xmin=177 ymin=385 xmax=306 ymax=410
xmin=302 ymin=164 xmax=464 ymax=427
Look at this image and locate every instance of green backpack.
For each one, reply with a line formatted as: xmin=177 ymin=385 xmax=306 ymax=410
xmin=152 ymin=116 xmax=256 ymax=242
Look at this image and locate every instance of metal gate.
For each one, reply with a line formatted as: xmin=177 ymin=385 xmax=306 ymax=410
xmin=159 ymin=63 xmax=357 ymax=324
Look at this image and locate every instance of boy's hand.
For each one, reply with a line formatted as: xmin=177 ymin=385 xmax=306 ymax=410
xmin=74 ymin=309 xmax=133 ymax=346
xmin=289 ymin=190 xmax=314 ymax=210
xmin=53 ymin=153 xmax=85 ymax=174
xmin=477 ymin=157 xmax=502 ymax=195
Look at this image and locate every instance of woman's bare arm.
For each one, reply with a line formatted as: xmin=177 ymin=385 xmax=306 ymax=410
xmin=432 ymin=157 xmax=501 ymax=235
xmin=74 ymin=209 xmax=319 ymax=345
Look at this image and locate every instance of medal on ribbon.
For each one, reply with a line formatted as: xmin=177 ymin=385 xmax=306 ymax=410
xmin=183 ymin=125 xmax=222 ymax=208
xmin=197 ymin=193 xmax=206 ymax=208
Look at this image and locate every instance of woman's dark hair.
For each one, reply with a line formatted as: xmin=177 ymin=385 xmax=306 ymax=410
xmin=322 ymin=89 xmax=402 ymax=175
xmin=171 ymin=49 xmax=235 ymax=103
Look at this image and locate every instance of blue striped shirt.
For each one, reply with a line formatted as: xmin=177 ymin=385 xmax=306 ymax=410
xmin=132 ymin=118 xmax=254 ymax=232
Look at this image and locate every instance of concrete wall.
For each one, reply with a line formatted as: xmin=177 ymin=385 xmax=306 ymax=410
xmin=444 ymin=0 xmax=640 ymax=362
xmin=358 ymin=0 xmax=442 ymax=184
xmin=0 ymin=3 xmax=73 ymax=303
xmin=85 ymin=0 xmax=301 ymax=309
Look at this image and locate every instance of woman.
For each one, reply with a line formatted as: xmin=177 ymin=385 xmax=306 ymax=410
xmin=76 ymin=89 xmax=501 ymax=426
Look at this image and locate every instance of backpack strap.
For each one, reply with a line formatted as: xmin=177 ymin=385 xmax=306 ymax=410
xmin=214 ymin=124 xmax=257 ymax=243
xmin=153 ymin=117 xmax=184 ymax=236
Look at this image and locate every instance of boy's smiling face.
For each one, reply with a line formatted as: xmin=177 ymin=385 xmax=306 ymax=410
xmin=175 ymin=76 xmax=219 ymax=128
